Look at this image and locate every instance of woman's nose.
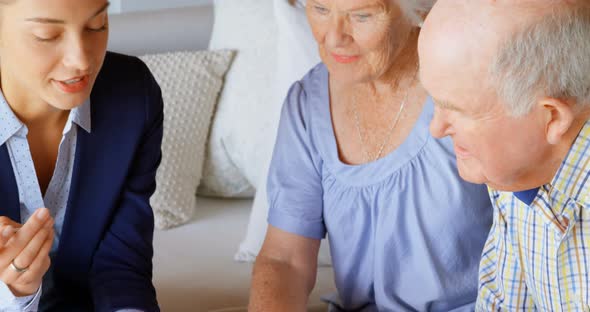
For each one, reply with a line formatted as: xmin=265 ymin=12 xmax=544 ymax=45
xmin=62 ymin=36 xmax=91 ymax=72
xmin=325 ymin=16 xmax=353 ymax=48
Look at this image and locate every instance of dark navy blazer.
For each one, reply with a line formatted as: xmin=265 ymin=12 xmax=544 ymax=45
xmin=0 ymin=52 xmax=163 ymax=312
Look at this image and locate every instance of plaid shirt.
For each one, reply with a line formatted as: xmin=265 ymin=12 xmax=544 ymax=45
xmin=476 ymin=120 xmax=590 ymax=311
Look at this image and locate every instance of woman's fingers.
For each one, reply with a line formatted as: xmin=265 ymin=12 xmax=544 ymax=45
xmin=0 ymin=216 xmax=22 ymax=229
xmin=13 ymin=230 xmax=53 ymax=290
xmin=0 ymin=216 xmax=21 ymax=249
xmin=0 ymin=226 xmax=54 ymax=295
xmin=0 ymin=225 xmax=18 ymax=249
xmin=0 ymin=208 xmax=54 ymax=297
xmin=0 ymin=209 xmax=52 ymax=268
xmin=12 ymin=224 xmax=53 ymax=273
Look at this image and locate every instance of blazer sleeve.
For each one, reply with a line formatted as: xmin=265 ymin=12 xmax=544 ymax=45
xmin=89 ymin=61 xmax=163 ymax=312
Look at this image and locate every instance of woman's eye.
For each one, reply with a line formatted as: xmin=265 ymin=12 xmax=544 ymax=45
xmin=314 ymin=5 xmax=329 ymax=15
xmin=353 ymin=13 xmax=372 ymax=22
xmin=86 ymin=25 xmax=108 ymax=33
xmin=34 ymin=35 xmax=58 ymax=42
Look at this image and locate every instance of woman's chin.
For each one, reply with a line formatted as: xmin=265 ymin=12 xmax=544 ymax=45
xmin=44 ymin=94 xmax=88 ymax=111
xmin=328 ymin=68 xmax=367 ymax=85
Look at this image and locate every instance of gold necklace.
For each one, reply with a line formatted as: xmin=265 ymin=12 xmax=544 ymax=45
xmin=352 ymin=68 xmax=419 ymax=163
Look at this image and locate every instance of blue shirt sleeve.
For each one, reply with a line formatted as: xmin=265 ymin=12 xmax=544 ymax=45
xmin=267 ymin=81 xmax=326 ymax=240
xmin=0 ymin=281 xmax=42 ymax=311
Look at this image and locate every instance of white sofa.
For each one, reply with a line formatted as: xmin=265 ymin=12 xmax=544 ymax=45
xmin=108 ymin=5 xmax=335 ymax=312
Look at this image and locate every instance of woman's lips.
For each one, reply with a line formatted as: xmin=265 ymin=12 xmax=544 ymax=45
xmin=332 ymin=53 xmax=360 ymax=64
xmin=53 ymin=75 xmax=90 ymax=94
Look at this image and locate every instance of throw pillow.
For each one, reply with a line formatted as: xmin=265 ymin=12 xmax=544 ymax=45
xmin=198 ymin=0 xmax=276 ymax=197
xmin=140 ymin=50 xmax=234 ymax=229
xmin=234 ymin=0 xmax=331 ymax=266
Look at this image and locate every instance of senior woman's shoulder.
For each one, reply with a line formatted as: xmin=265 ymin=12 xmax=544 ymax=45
xmin=275 ymin=63 xmax=328 ymax=135
xmin=297 ymin=62 xmax=328 ymax=90
xmin=284 ymin=62 xmax=327 ymax=105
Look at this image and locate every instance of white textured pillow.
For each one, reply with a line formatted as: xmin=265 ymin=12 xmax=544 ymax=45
xmin=235 ymin=0 xmax=331 ymax=266
xmin=198 ymin=0 xmax=276 ymax=198
xmin=140 ymin=50 xmax=234 ymax=230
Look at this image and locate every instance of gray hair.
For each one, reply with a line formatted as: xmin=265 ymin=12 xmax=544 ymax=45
xmin=395 ymin=0 xmax=436 ymax=26
xmin=490 ymin=3 xmax=590 ymax=116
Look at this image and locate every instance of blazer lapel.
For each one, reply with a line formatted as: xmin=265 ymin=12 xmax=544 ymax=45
xmin=53 ymin=130 xmax=101 ymax=282
xmin=52 ymin=103 xmax=126 ymax=284
xmin=54 ymin=124 xmax=120 ymax=289
xmin=0 ymin=145 xmax=20 ymax=222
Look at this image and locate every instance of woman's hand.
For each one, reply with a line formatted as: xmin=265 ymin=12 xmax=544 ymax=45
xmin=0 ymin=208 xmax=54 ymax=297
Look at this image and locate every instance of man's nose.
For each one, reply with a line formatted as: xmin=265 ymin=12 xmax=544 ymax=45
xmin=429 ymin=106 xmax=453 ymax=139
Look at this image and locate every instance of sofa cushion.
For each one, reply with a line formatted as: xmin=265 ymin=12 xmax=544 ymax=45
xmin=152 ymin=197 xmax=336 ymax=311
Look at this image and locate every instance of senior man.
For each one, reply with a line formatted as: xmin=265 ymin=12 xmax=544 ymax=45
xmin=418 ymin=0 xmax=590 ymax=310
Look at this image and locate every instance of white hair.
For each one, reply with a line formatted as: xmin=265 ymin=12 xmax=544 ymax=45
xmin=296 ymin=0 xmax=436 ymax=26
xmin=395 ymin=0 xmax=436 ymax=26
xmin=490 ymin=4 xmax=590 ymax=116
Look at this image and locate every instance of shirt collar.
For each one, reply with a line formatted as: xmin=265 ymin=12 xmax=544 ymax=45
xmin=550 ymin=119 xmax=590 ymax=207
xmin=70 ymin=99 xmax=92 ymax=134
xmin=0 ymin=90 xmax=91 ymax=146
xmin=513 ymin=187 xmax=540 ymax=206
xmin=0 ymin=91 xmax=24 ymax=146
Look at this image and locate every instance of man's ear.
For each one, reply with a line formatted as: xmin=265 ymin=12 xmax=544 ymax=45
xmin=539 ymin=97 xmax=575 ymax=145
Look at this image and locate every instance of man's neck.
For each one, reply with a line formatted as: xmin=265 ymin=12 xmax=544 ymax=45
xmin=500 ymin=113 xmax=590 ymax=192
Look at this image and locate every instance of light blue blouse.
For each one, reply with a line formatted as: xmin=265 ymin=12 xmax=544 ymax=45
xmin=267 ymin=64 xmax=493 ymax=311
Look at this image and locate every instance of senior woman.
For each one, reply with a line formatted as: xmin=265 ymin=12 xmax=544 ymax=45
xmin=249 ymin=0 xmax=494 ymax=311
xmin=0 ymin=0 xmax=161 ymax=311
